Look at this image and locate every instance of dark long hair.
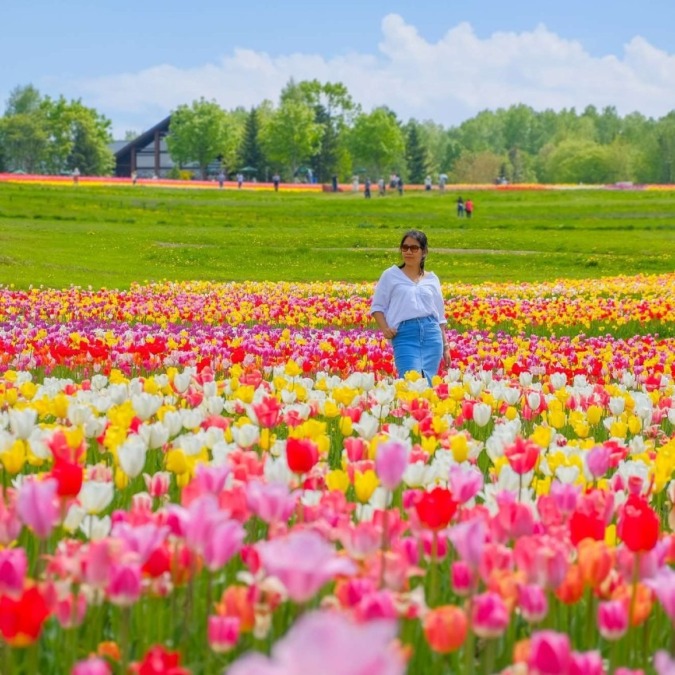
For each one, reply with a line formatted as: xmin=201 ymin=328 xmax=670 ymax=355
xmin=398 ymin=229 xmax=428 ymax=272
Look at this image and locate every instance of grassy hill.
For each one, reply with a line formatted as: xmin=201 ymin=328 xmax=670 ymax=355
xmin=1 ymin=183 xmax=674 ymax=288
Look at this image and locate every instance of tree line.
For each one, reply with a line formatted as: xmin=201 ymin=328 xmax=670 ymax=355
xmin=3 ymin=80 xmax=675 ymax=184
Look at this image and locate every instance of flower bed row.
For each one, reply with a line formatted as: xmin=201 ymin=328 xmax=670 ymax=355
xmin=2 ymin=274 xmax=673 ymax=333
xmin=0 ymin=360 xmax=674 ymax=673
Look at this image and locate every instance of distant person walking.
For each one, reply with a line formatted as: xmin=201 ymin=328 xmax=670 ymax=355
xmin=424 ymin=175 xmax=432 ymax=191
xmin=465 ymin=198 xmax=474 ymax=219
xmin=72 ymin=167 xmax=80 ymax=185
xmin=397 ymin=176 xmax=404 ymax=195
xmin=378 ymin=178 xmax=386 ymax=196
xmin=273 ymin=173 xmax=280 ymax=192
xmin=131 ymin=170 xmax=138 ymax=185
xmin=456 ymin=196 xmax=464 ymax=217
xmin=237 ymin=173 xmax=244 ymax=189
xmin=364 ymin=177 xmax=372 ymax=198
xmin=218 ymin=171 xmax=225 ymax=189
xmin=332 ymin=175 xmax=338 ymax=192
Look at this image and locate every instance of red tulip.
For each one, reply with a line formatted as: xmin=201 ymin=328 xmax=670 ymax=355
xmin=504 ymin=437 xmax=539 ymax=475
xmin=617 ymin=494 xmax=660 ymax=553
xmin=0 ymin=585 xmax=51 ymax=647
xmin=415 ymin=487 xmax=457 ymax=530
xmin=285 ymin=437 xmax=319 ymax=475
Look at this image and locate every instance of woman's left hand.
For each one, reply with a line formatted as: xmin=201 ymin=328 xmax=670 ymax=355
xmin=442 ymin=346 xmax=451 ymax=367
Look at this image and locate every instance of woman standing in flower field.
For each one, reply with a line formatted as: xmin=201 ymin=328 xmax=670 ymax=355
xmin=371 ymin=229 xmax=450 ymax=384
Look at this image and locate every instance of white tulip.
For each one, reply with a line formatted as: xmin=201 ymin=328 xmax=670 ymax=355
xmin=231 ymin=424 xmax=260 ymax=449
xmin=608 ymin=397 xmax=625 ymax=416
xmin=90 ymin=374 xmax=109 ymax=391
xmin=80 ymin=515 xmax=112 ymax=540
xmin=78 ymin=481 xmax=114 ymax=514
xmin=131 ymin=393 xmax=163 ymax=421
xmin=555 ymin=465 xmax=580 ymax=484
xmin=264 ymin=455 xmax=294 ymax=485
xmin=8 ymin=408 xmax=37 ymax=439
xmin=205 ymin=396 xmax=224 ymax=415
xmin=118 ymin=436 xmax=147 ymax=478
xmin=202 ymin=380 xmax=218 ymax=399
xmin=472 ymin=402 xmax=492 ymax=427
xmin=519 ymin=372 xmax=533 ymax=387
xmin=179 ymin=408 xmax=204 ymax=430
xmin=162 ymin=411 xmax=184 ymax=437
xmin=280 ymin=389 xmax=297 ymax=404
xmin=173 ymin=369 xmax=194 ymax=394
xmin=108 ymin=383 xmax=129 ymax=405
xmin=138 ymin=422 xmax=170 ymax=450
xmin=352 ymin=412 xmax=379 ymax=441
xmin=550 ymin=373 xmax=567 ymax=391
xmin=63 ymin=503 xmax=86 ymax=533
xmin=526 ymin=391 xmax=541 ymax=411
xmin=27 ymin=428 xmax=52 ymax=460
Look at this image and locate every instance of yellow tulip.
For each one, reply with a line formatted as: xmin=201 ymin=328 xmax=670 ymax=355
xmin=609 ymin=420 xmax=628 ymax=439
xmin=325 ymin=469 xmax=350 ymax=493
xmin=18 ymin=381 xmax=37 ymax=400
xmin=548 ymin=409 xmax=567 ymax=430
xmin=586 ymin=405 xmax=603 ymax=425
xmin=166 ymin=448 xmax=189 ymax=475
xmin=627 ymin=415 xmax=642 ymax=435
xmin=504 ymin=406 xmax=518 ymax=421
xmin=420 ymin=435 xmax=439 ymax=455
xmin=114 ymin=467 xmax=129 ymax=490
xmin=1 ymin=440 xmax=27 ymax=475
xmin=322 ymin=400 xmax=340 ymax=418
xmin=530 ymin=426 xmax=552 ymax=449
xmin=604 ymin=523 xmax=617 ymax=547
xmin=354 ymin=470 xmax=379 ymax=503
xmin=339 ymin=417 xmax=353 ymax=436
xmin=284 ymin=360 xmax=302 ymax=377
xmin=450 ymin=434 xmax=469 ymax=463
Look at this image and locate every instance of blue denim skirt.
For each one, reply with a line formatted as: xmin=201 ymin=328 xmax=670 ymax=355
xmin=392 ymin=316 xmax=443 ymax=384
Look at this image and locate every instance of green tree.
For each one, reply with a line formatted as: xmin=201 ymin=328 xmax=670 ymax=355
xmin=348 ymin=107 xmax=405 ymax=179
xmin=540 ymin=139 xmax=618 ymax=184
xmin=405 ymin=121 xmax=428 ymax=184
xmin=0 ymin=84 xmax=48 ymax=172
xmin=449 ymin=150 xmax=505 ymax=183
xmin=258 ymin=99 xmax=323 ymax=179
xmin=418 ymin=120 xmax=448 ymax=178
xmin=43 ymin=97 xmax=114 ymax=175
xmin=167 ymin=98 xmax=239 ymax=179
xmin=238 ymin=107 xmax=267 ymax=181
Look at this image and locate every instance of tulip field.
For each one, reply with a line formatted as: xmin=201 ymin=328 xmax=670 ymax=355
xmin=1 ymin=186 xmax=675 ymax=674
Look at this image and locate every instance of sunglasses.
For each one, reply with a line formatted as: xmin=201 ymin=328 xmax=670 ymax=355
xmin=400 ymin=244 xmax=422 ymax=252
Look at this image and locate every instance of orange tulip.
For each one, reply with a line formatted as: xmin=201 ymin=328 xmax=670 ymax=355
xmin=555 ymin=563 xmax=585 ymax=605
xmin=577 ymin=539 xmax=613 ymax=589
xmin=612 ymin=582 xmax=654 ymax=627
xmin=423 ymin=605 xmax=468 ymax=653
xmin=215 ymin=585 xmax=256 ymax=633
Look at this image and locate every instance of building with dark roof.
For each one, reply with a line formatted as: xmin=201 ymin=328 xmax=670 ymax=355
xmin=112 ymin=116 xmax=173 ymax=178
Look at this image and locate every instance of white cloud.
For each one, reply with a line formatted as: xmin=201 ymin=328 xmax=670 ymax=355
xmin=73 ymin=14 xmax=675 ymax=136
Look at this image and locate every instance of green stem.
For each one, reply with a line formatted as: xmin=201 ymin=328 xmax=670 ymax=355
xmin=379 ymin=499 xmax=389 ymax=589
xmin=483 ymin=639 xmax=496 ymax=675
xmin=429 ymin=531 xmax=438 ymax=608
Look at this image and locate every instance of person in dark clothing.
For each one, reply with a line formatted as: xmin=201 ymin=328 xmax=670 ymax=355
xmin=364 ymin=178 xmax=371 ymax=198
xmin=456 ymin=197 xmax=465 ymax=217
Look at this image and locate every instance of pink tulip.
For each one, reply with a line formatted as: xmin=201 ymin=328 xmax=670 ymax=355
xmin=504 ymin=436 xmax=539 ymax=474
xmin=518 ymin=584 xmax=548 ymax=624
xmin=549 ymin=481 xmax=580 ymax=514
xmin=586 ymin=445 xmax=611 ymax=479
xmin=648 ymin=568 xmax=675 ymax=624
xmin=193 ymin=464 xmax=231 ymax=495
xmin=54 ymin=592 xmax=87 ymax=629
xmin=0 ymin=548 xmax=27 ymax=597
xmin=654 ymin=650 xmax=675 ymax=675
xmin=208 ymin=615 xmax=240 ymax=653
xmin=257 ymin=530 xmax=356 ymax=603
xmin=17 ymin=477 xmax=60 ymax=539
xmin=375 ymin=439 xmax=408 ymax=491
xmin=203 ymin=519 xmax=245 ymax=571
xmin=569 ymin=650 xmax=604 ymax=675
xmin=228 ymin=610 xmax=404 ymax=675
xmin=528 ymin=630 xmax=571 ymax=675
xmin=448 ymin=518 xmax=486 ymax=569
xmin=597 ymin=600 xmax=628 ymax=640
xmin=0 ymin=489 xmax=22 ymax=546
xmin=71 ymin=656 xmax=112 ymax=675
xmin=112 ymin=522 xmax=169 ymax=566
xmin=448 ymin=465 xmax=483 ymax=504
xmin=471 ymin=591 xmax=510 ymax=638
xmin=83 ymin=539 xmax=117 ymax=588
xmin=105 ymin=562 xmax=142 ymax=606
xmin=354 ymin=589 xmax=398 ymax=621
xmin=143 ymin=471 xmax=170 ymax=498
xmin=339 ymin=521 xmax=382 ymax=560
xmin=451 ymin=561 xmax=474 ymax=596
xmin=246 ymin=480 xmax=297 ymax=524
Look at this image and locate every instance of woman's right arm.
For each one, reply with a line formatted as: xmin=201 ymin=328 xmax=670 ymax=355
xmin=372 ymin=311 xmax=396 ymax=339
xmin=371 ymin=270 xmax=397 ymax=339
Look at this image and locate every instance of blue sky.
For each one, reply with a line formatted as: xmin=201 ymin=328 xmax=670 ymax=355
xmin=2 ymin=0 xmax=675 ymax=137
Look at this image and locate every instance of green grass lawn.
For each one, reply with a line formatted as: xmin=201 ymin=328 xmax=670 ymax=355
xmin=1 ymin=183 xmax=674 ymax=288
